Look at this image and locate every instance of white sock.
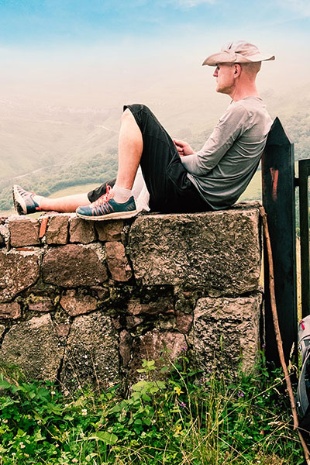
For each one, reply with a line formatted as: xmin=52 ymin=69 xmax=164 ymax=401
xmin=33 ymin=195 xmax=43 ymax=206
xmin=113 ymin=185 xmax=132 ymax=203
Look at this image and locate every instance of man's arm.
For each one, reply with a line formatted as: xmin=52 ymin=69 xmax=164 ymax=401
xmin=180 ymin=103 xmax=251 ymax=176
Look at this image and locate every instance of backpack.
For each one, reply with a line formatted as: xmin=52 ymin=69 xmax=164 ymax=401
xmin=297 ymin=315 xmax=310 ymax=418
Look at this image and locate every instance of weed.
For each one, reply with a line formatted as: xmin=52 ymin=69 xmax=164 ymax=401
xmin=0 ymin=356 xmax=305 ymax=464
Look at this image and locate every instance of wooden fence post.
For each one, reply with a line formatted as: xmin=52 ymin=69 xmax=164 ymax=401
xmin=262 ymin=117 xmax=297 ymax=365
xmin=299 ymin=159 xmax=310 ymax=318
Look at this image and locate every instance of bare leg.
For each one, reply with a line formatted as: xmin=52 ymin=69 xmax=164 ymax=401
xmin=74 ymin=109 xmax=143 ymax=219
xmin=13 ymin=184 xmax=92 ymax=215
xmin=36 ymin=193 xmax=90 ymax=213
xmin=41 ymin=108 xmax=144 ymax=211
xmin=114 ymin=109 xmax=143 ymax=190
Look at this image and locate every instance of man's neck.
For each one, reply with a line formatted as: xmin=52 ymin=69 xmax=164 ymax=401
xmin=229 ymin=83 xmax=259 ymax=102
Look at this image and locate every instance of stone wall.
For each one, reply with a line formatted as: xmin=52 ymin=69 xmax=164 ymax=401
xmin=0 ymin=203 xmax=263 ymax=392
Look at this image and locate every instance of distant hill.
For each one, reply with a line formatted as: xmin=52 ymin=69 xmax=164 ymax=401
xmin=0 ymin=82 xmax=309 ymax=212
xmin=0 ymin=99 xmax=122 ymax=210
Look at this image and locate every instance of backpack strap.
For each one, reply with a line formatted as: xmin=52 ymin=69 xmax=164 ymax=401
xmin=297 ymin=349 xmax=310 ymax=418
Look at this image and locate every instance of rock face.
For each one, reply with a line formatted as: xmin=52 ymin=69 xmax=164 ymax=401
xmin=0 ymin=250 xmax=41 ymax=302
xmin=1 ymin=314 xmax=64 ymax=381
xmin=189 ymin=294 xmax=262 ymax=373
xmin=42 ymin=244 xmax=108 ymax=287
xmin=60 ymin=311 xmax=119 ymax=392
xmin=0 ymin=204 xmax=263 ymax=391
xmin=8 ymin=217 xmax=40 ymax=247
xmin=129 ymin=209 xmax=260 ymax=295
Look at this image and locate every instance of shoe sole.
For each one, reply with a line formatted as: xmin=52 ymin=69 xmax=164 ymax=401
xmin=12 ymin=186 xmax=27 ymax=215
xmin=76 ymin=209 xmax=138 ymax=221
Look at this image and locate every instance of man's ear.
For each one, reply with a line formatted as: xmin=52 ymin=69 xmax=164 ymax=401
xmin=233 ymin=64 xmax=242 ymax=77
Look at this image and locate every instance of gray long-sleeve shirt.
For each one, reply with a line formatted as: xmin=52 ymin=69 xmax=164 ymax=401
xmin=181 ymin=97 xmax=273 ymax=210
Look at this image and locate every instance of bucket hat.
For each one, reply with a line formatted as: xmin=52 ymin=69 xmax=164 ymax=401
xmin=203 ymin=40 xmax=275 ymax=66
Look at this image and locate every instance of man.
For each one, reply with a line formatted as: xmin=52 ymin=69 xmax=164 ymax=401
xmin=13 ymin=40 xmax=275 ymax=220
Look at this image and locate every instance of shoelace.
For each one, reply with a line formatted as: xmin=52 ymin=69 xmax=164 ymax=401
xmin=18 ymin=186 xmax=36 ymax=199
xmin=92 ymin=185 xmax=113 ymax=207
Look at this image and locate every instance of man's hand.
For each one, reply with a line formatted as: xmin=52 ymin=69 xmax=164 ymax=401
xmin=173 ymin=139 xmax=194 ymax=156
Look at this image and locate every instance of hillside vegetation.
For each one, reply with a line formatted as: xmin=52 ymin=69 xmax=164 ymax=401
xmin=0 ymin=84 xmax=309 ymax=212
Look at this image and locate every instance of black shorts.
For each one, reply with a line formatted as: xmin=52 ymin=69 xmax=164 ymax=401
xmin=88 ymin=104 xmax=211 ymax=213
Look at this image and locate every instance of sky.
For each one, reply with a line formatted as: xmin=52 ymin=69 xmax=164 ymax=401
xmin=0 ymin=0 xmax=309 ymax=109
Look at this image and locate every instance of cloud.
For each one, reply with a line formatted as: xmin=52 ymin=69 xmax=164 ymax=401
xmin=279 ymin=0 xmax=310 ymax=16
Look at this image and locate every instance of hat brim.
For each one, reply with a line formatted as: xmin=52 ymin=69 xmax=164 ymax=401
xmin=203 ymin=51 xmax=275 ymax=66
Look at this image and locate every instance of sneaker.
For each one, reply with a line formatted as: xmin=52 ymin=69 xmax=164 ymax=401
xmin=12 ymin=185 xmax=40 ymax=215
xmin=76 ymin=195 xmax=138 ymax=221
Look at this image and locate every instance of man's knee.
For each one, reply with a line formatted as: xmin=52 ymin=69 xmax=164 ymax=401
xmin=121 ymin=108 xmax=134 ymax=122
xmin=123 ymin=104 xmax=152 ymax=119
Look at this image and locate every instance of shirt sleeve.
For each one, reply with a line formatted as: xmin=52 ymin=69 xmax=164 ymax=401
xmin=181 ymin=103 xmax=252 ymax=176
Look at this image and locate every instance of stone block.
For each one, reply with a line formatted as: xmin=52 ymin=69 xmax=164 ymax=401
xmin=0 ymin=302 xmax=21 ymax=319
xmin=127 ymin=296 xmax=174 ymax=316
xmin=126 ymin=315 xmax=143 ymax=329
xmin=129 ymin=330 xmax=187 ymax=379
xmin=60 ymin=289 xmax=98 ymax=316
xmin=9 ymin=217 xmax=40 ymax=247
xmin=175 ymin=311 xmax=193 ymax=334
xmin=60 ymin=311 xmax=120 ymax=391
xmin=120 ymin=329 xmax=132 ymax=366
xmin=26 ymin=295 xmax=54 ymax=313
xmin=105 ymin=241 xmax=132 ymax=282
xmin=55 ymin=323 xmax=70 ymax=339
xmin=95 ymin=220 xmax=124 ymax=242
xmin=39 ymin=217 xmax=49 ymax=238
xmin=188 ymin=293 xmax=262 ymax=373
xmin=42 ymin=244 xmax=108 ymax=287
xmin=0 ymin=250 xmax=40 ymax=302
xmin=129 ymin=207 xmax=261 ymax=295
xmin=69 ymin=217 xmax=96 ymax=244
xmin=46 ymin=215 xmax=69 ymax=245
xmin=0 ymin=314 xmax=64 ymax=381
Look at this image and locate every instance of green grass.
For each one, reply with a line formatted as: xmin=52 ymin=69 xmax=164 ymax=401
xmin=0 ymin=356 xmax=305 ymax=465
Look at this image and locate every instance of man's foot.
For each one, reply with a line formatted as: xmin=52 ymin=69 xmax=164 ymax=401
xmin=76 ymin=196 xmax=138 ymax=221
xmin=12 ymin=185 xmax=40 ymax=215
